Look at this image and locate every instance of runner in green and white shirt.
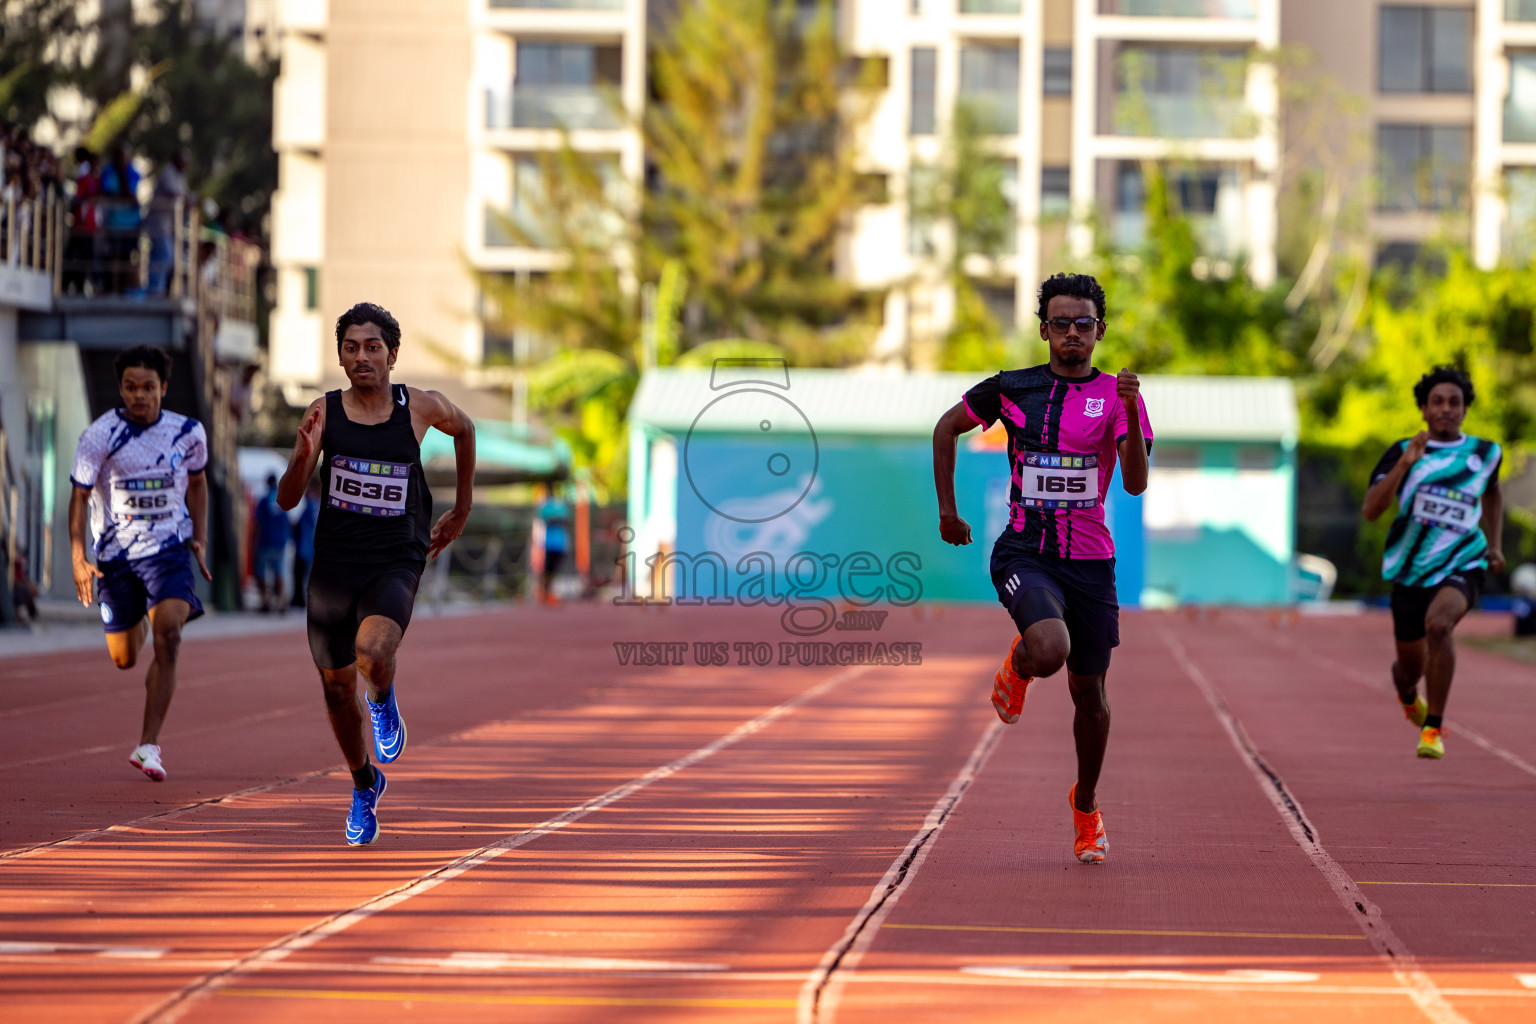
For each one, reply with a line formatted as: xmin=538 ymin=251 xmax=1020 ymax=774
xmin=1363 ymin=366 xmax=1504 ymax=760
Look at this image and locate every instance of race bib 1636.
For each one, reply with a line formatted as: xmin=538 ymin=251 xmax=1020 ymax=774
xmin=328 ymin=456 xmax=410 ymax=517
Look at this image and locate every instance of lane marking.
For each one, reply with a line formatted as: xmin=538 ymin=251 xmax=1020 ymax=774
xmin=962 ymin=966 xmax=1320 ymax=984
xmin=134 ymin=665 xmax=869 ymax=1024
xmin=1358 ymin=881 xmax=1536 ymax=888
xmin=885 ymin=923 xmax=1364 ymax=941
xmin=0 ymin=706 xmax=303 ymax=772
xmin=1232 ymin=619 xmax=1536 ymax=781
xmin=1162 ymin=629 xmax=1472 ymax=1024
xmin=371 ymin=951 xmax=727 ymax=972
xmin=1518 ymin=974 xmax=1536 ymax=989
xmin=846 ymin=971 xmax=1536 ymax=999
xmin=797 ymin=715 xmax=1006 ymax=1024
xmin=221 ymin=988 xmax=796 ymax=1009
xmin=0 ymin=940 xmax=166 ymax=958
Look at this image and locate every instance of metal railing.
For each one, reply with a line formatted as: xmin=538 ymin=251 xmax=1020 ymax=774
xmin=59 ymin=196 xmax=203 ymax=299
xmin=0 ymin=191 xmax=65 ymax=287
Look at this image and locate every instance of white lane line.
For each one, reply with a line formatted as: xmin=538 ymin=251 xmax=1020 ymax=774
xmin=962 ymin=966 xmax=1320 ymax=984
xmin=850 ymin=971 xmax=1536 ymax=999
xmin=0 ymin=706 xmax=303 ymax=772
xmin=797 ymin=716 xmax=1006 ymax=1024
xmin=1161 ymin=629 xmax=1472 ymax=1024
xmin=1518 ymin=974 xmax=1536 ymax=989
xmin=0 ymin=940 xmax=166 ymax=958
xmin=1233 ymin=620 xmax=1536 ymax=781
xmin=372 ymin=951 xmax=727 ymax=972
xmin=133 ymin=665 xmax=869 ymax=1024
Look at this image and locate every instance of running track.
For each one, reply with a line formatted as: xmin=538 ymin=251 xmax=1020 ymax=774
xmin=1 ymin=604 xmax=1533 ymax=1023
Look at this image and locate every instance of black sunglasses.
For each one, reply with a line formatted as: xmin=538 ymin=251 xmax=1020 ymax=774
xmin=1041 ymin=317 xmax=1104 ymax=334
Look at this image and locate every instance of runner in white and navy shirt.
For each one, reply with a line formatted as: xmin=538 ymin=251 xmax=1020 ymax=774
xmin=68 ymin=346 xmax=212 ymax=783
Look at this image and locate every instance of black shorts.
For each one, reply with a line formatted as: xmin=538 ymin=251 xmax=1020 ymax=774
xmin=306 ymin=559 xmax=424 ymax=670
xmin=1390 ymin=569 xmax=1483 ymax=643
xmin=990 ymin=539 xmax=1119 ymax=676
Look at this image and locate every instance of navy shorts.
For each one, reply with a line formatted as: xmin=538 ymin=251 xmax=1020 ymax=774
xmin=306 ymin=559 xmax=424 ymax=670
xmin=990 ymin=538 xmax=1119 ymax=676
xmin=97 ymin=545 xmax=205 ymax=634
xmin=1390 ymin=569 xmax=1483 ymax=643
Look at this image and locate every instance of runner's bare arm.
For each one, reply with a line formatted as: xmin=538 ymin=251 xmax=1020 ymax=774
xmin=411 ymin=389 xmax=476 ymax=559
xmin=278 ymin=398 xmax=326 ymax=510
xmin=1115 ymin=368 xmax=1148 ymax=496
xmin=1362 ymin=433 xmax=1427 ymax=521
xmin=933 ymin=403 xmax=979 ymax=546
xmin=1482 ymin=475 xmax=1505 ymax=573
xmin=68 ymin=485 xmax=102 ymax=605
xmin=185 ymin=470 xmax=213 ymax=581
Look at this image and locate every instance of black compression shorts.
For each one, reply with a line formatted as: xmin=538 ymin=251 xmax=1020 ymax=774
xmin=1389 ymin=569 xmax=1483 ymax=643
xmin=306 ymin=559 xmax=425 ymax=670
xmin=990 ymin=539 xmax=1119 ymax=676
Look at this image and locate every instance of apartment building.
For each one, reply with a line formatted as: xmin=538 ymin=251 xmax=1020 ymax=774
xmin=264 ymin=0 xmax=1534 ymax=394
xmin=267 ymin=0 xmax=645 ymax=411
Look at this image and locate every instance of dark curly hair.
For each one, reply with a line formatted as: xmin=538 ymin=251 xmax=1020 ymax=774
xmin=1036 ymin=273 xmax=1107 ymax=321
xmin=335 ymin=302 xmax=401 ymax=353
xmin=114 ymin=345 xmax=172 ymax=384
xmin=1413 ymin=365 xmax=1474 ymax=408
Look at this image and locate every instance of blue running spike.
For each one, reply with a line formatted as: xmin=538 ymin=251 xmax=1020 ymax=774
xmin=368 ymin=690 xmax=407 ymax=764
xmin=345 ymin=768 xmax=387 ymax=846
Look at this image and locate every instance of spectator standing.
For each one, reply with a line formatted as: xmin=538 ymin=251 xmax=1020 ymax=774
xmin=145 ymin=149 xmax=189 ymax=296
xmin=535 ymin=486 xmax=570 ymax=605
xmin=253 ymin=473 xmax=290 ymax=611
xmin=290 ymin=479 xmax=320 ymax=608
xmin=98 ymin=145 xmax=142 ymax=293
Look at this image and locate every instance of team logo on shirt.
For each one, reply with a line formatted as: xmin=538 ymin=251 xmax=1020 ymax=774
xmin=1468 ymin=453 xmax=1483 ymax=472
xmin=1084 ymin=398 xmax=1105 ymax=417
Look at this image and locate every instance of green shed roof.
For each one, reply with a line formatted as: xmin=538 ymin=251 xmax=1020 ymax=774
xmin=630 ymin=368 xmax=1298 ymax=444
xmin=419 ymin=419 xmax=569 ymax=483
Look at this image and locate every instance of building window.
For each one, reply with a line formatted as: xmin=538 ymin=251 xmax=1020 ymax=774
xmin=961 ymin=0 xmax=1022 ymax=12
xmin=1041 ymin=166 xmax=1071 ymax=217
xmin=911 ymin=47 xmax=937 ymax=136
xmin=959 ymin=43 xmax=1020 ymax=135
xmin=1378 ymin=7 xmax=1471 ymax=94
xmin=1507 ymin=53 xmax=1536 ymax=143
xmin=1112 ymin=45 xmax=1248 ymax=138
xmin=1377 ymin=124 xmax=1470 ymax=211
xmin=975 ymin=281 xmax=1017 ymax=327
xmin=1102 ymin=0 xmax=1256 ymax=15
xmin=303 ymin=267 xmax=319 ymax=311
xmin=1113 ymin=162 xmax=1245 ymax=254
xmin=1043 ymin=48 xmax=1072 ymax=96
xmin=507 ymin=41 xmax=622 ymax=130
xmin=1512 ymin=0 xmax=1536 ymax=23
xmin=908 ymin=163 xmax=938 ymax=255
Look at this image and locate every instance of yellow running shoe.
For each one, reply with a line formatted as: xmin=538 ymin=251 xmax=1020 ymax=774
xmin=1401 ymin=694 xmax=1428 ymax=728
xmin=1416 ymin=726 xmax=1445 ymax=759
xmin=991 ymin=635 xmax=1033 ymax=724
xmin=1069 ymin=784 xmax=1107 ymax=864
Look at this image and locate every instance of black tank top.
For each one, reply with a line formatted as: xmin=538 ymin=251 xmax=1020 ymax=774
xmin=313 ymin=385 xmax=431 ymax=565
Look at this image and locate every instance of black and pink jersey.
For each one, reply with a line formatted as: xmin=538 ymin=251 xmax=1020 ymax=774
xmin=963 ymin=366 xmax=1153 ymax=559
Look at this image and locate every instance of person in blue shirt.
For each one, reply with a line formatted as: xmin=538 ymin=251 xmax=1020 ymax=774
xmin=253 ymin=474 xmax=290 ymax=611
xmin=536 ymin=486 xmax=571 ymax=605
xmin=290 ymin=479 xmax=321 ymax=608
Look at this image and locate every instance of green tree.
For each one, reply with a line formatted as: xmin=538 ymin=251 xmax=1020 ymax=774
xmin=482 ymin=0 xmax=882 ymax=490
xmin=0 ymin=1 xmax=82 ymax=127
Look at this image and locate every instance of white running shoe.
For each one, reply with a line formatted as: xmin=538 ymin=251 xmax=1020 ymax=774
xmin=129 ymin=744 xmax=166 ymax=782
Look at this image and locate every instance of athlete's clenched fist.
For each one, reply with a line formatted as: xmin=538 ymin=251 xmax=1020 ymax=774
xmin=1116 ymin=367 xmax=1140 ymax=409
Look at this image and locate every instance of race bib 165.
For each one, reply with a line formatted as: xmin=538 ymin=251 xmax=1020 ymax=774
xmin=1017 ymin=452 xmax=1099 ymax=510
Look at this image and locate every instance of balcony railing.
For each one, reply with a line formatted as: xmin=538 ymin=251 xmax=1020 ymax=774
xmin=486 ymin=87 xmax=621 ymax=131
xmin=1103 ymin=0 xmax=1258 ymax=15
xmin=1114 ymin=94 xmax=1249 ymax=138
xmin=1 ymin=191 xmax=64 ymax=286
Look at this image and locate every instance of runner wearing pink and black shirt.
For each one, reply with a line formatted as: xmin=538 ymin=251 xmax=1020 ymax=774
xmin=932 ymin=272 xmax=1152 ymax=864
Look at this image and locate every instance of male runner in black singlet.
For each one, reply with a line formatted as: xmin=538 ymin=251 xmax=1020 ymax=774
xmin=277 ymin=302 xmax=476 ymax=846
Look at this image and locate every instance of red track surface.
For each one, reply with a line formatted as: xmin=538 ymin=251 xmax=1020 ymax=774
xmin=1 ymin=604 xmax=1533 ymax=1023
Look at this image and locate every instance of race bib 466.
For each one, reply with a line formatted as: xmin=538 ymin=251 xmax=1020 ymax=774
xmin=1017 ymin=452 xmax=1099 ymax=510
xmin=329 ymin=456 xmax=410 ymax=517
xmin=111 ymin=475 xmax=175 ymax=521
